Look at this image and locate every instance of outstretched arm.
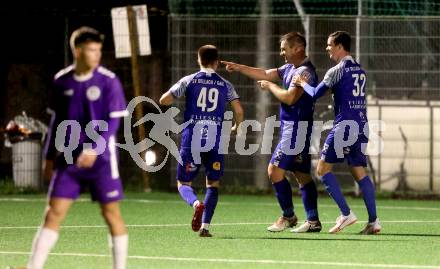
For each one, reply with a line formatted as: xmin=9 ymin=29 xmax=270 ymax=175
xmin=221 ymin=60 xmax=280 ymax=82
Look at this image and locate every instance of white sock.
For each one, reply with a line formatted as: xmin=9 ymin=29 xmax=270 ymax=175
xmin=109 ymin=234 xmax=128 ymax=269
xmin=27 ymin=227 xmax=59 ymax=269
xmin=192 ymin=200 xmax=200 ymax=209
xmin=201 ymin=223 xmax=210 ymax=230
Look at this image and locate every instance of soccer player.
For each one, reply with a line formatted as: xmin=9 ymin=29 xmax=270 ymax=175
xmin=222 ymin=32 xmax=322 ymax=233
xmin=10 ymin=27 xmax=129 ymax=269
xmin=159 ymin=45 xmax=244 ymax=237
xmin=293 ymin=31 xmax=381 ymax=234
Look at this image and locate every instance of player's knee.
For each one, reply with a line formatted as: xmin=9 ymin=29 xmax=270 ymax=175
xmin=45 ymin=206 xmax=66 ymax=224
xmin=206 ymin=180 xmax=220 ymax=188
xmin=267 ymin=165 xmax=275 ymax=180
xmin=177 ymin=181 xmax=191 ymax=189
xmin=295 ymin=173 xmax=312 ymax=186
xmin=267 ymin=165 xmax=284 ymax=183
xmin=101 ymin=207 xmax=122 ymax=223
xmin=317 ymin=163 xmax=331 ymax=177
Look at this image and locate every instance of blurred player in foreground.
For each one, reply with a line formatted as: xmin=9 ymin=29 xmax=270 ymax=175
xmin=10 ymin=26 xmax=129 ymax=269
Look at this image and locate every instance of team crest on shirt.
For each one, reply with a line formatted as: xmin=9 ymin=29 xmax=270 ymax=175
xmin=212 ymin=162 xmax=221 ymax=171
xmin=294 ymin=154 xmax=303 ymax=163
xmin=86 ymin=86 xmax=101 ymax=101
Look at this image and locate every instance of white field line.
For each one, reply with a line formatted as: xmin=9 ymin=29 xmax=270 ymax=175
xmin=0 ymin=251 xmax=439 ymax=269
xmin=1 ymin=220 xmax=440 ymax=230
xmin=0 ymin=197 xmax=439 ymax=211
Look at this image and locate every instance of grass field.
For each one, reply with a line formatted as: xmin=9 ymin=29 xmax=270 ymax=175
xmin=0 ymin=192 xmax=439 ymax=269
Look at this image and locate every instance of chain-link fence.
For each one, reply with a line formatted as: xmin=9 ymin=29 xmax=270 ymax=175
xmin=168 ymin=15 xmax=440 ymax=193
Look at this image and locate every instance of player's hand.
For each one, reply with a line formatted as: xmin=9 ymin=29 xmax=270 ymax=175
xmin=231 ymin=123 xmax=243 ymax=136
xmin=43 ymin=159 xmax=54 ymax=182
xmin=76 ymin=149 xmax=98 ymax=168
xmin=257 ymin=80 xmax=273 ymax=91
xmin=221 ymin=61 xmax=241 ymax=73
xmin=293 ymin=75 xmax=305 ymax=87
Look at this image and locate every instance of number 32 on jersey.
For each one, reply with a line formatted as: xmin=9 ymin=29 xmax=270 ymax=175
xmin=352 ymin=73 xmax=366 ymax=97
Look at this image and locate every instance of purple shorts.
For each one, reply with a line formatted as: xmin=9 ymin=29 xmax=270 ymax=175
xmin=321 ymin=129 xmax=368 ymax=167
xmin=176 ymin=148 xmax=224 ymax=182
xmin=48 ymin=162 xmax=124 ymax=204
xmin=269 ymin=121 xmax=312 ymax=173
xmin=270 ymin=142 xmax=311 ymax=173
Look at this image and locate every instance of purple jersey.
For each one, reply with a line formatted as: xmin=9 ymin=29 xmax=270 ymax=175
xmin=170 ymin=67 xmax=239 ymax=151
xmin=44 ymin=65 xmax=128 ymax=173
xmin=277 ymin=58 xmax=318 ymax=123
xmin=323 ymin=55 xmax=368 ymax=130
xmin=275 ymin=58 xmax=318 ymax=157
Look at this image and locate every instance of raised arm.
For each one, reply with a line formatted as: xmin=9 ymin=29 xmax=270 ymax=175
xmin=221 ymin=60 xmax=280 ymax=82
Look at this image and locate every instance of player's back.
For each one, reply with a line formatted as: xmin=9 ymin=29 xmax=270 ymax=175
xmin=328 ymin=56 xmax=368 ymax=130
xmin=177 ymin=69 xmax=239 ymax=150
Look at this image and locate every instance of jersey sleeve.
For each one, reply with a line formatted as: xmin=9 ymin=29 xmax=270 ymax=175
xmin=277 ymin=64 xmax=288 ymax=79
xmin=169 ymin=75 xmax=193 ymax=98
xmin=108 ymin=77 xmax=128 ymax=119
xmin=226 ymin=82 xmax=239 ymax=102
xmin=101 ymin=76 xmax=128 ymax=142
xmin=323 ymin=64 xmax=344 ymax=88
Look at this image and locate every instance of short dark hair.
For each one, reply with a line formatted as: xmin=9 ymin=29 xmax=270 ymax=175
xmin=280 ymin=32 xmax=306 ymax=48
xmin=198 ymin=45 xmax=219 ymax=66
xmin=329 ymin=31 xmax=351 ymax=52
xmin=69 ymin=26 xmax=104 ymax=51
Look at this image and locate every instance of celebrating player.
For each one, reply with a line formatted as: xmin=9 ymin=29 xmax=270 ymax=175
xmin=159 ymin=45 xmax=244 ymax=237
xmin=293 ymin=31 xmax=381 ymax=234
xmin=222 ymin=32 xmax=322 ymax=233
